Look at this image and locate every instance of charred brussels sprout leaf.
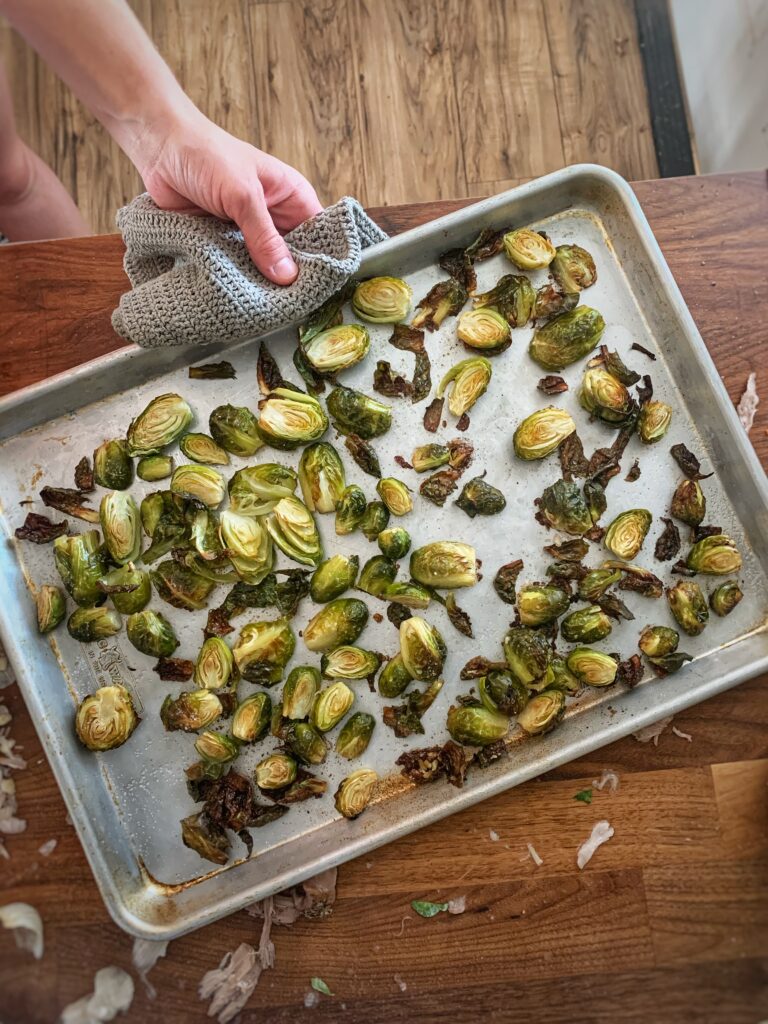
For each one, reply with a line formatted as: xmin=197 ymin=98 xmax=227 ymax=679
xmin=686 ymin=534 xmax=742 ymax=575
xmin=638 ymin=625 xmax=680 ymax=657
xmin=153 ymin=656 xmax=194 ymax=682
xmin=151 ymin=560 xmax=215 ymax=610
xmin=420 ymin=468 xmax=460 ymax=507
xmin=100 ymin=491 xmax=141 ymax=565
xmin=15 ymin=512 xmax=68 ymax=544
xmin=447 ymin=704 xmax=509 ymax=746
xmin=303 ymin=324 xmax=370 ymax=373
xmin=336 ymin=712 xmax=376 ymax=759
xmin=410 ymin=541 xmax=477 ymax=589
xmin=437 ymin=357 xmax=492 ymax=418
xmin=517 ymin=583 xmax=570 ymax=627
xmin=335 ymin=768 xmax=378 ymax=819
xmin=411 ymin=278 xmax=468 ymax=331
xmin=670 ymin=479 xmax=706 ymax=527
xmin=137 ymin=455 xmax=174 ymax=482
xmin=209 ymin=404 xmax=262 ymax=457
xmin=344 ymin=434 xmax=381 ymax=478
xmin=378 ymin=527 xmax=411 ymax=560
xmin=266 ymin=495 xmax=323 ymax=567
xmin=161 ymin=689 xmax=222 ymax=732
xmin=255 ymin=753 xmax=298 ymax=790
xmin=647 ymin=651 xmax=694 ymax=676
xmin=74 ymin=456 xmax=95 ymax=492
xmin=181 ymin=812 xmax=229 ymax=865
xmin=456 ymin=308 xmax=511 ymax=352
xmin=189 ymin=361 xmax=237 ymax=380
xmin=579 ymin=368 xmax=635 ymax=425
xmin=93 ymin=439 xmax=134 ymax=490
xmin=423 ymin=397 xmax=444 ymax=433
xmin=670 ymin=443 xmax=713 ymax=481
xmin=40 ymin=486 xmax=99 ymax=524
xmin=545 ymin=538 xmax=589 ymax=562
xmin=360 ymin=501 xmax=390 ymax=541
xmin=126 ymin=393 xmax=193 ymax=457
xmin=53 ymin=531 xmax=108 ymax=607
xmin=233 ymin=618 xmax=295 ymax=686
xmin=284 ymin=722 xmax=329 ymax=765
xmin=638 ymin=401 xmax=672 ymax=444
xmin=373 ymin=360 xmax=411 ymax=399
xmin=36 ymin=584 xmax=66 ymax=633
xmin=514 ymin=407 xmax=576 ymax=460
xmin=310 ymin=553 xmax=360 ymax=603
xmin=383 ymin=581 xmax=432 ymax=609
xmin=352 ymin=277 xmax=412 ymax=323
xmin=655 ymin=516 xmax=682 ymax=562
xmin=472 ymin=274 xmax=536 ymax=328
xmin=456 ymin=476 xmax=506 ymax=518
xmin=376 ymin=477 xmax=413 ymax=517
xmin=321 ymin=646 xmax=381 ymax=681
xmin=299 ymin=442 xmax=346 ymax=513
xmin=75 ymin=685 xmax=139 ymax=751
xmin=126 ymin=609 xmax=179 ymax=657
xmin=195 ymin=731 xmax=240 ymax=765
xmin=67 ymin=606 xmax=122 ymax=643
xmin=710 ymin=580 xmax=743 ymax=617
xmin=257 ymin=389 xmax=329 ymax=450
xmin=170 ymin=465 xmax=226 ymax=508
xmin=179 ymin=433 xmax=230 ymax=466
xmin=228 ymin=463 xmax=298 ymax=518
xmin=517 ymin=690 xmax=566 ymax=735
xmin=529 ymin=307 xmax=605 ymax=371
xmin=399 ymin=616 xmax=446 ymax=682
xmin=667 ymin=580 xmax=709 ymax=635
xmin=304 ymin=598 xmax=369 ymax=652
xmin=493 ymin=559 xmax=523 ymax=604
xmin=566 ymin=647 xmax=618 ymax=687
xmin=561 ymin=605 xmax=613 ymax=643
xmin=445 ymin=592 xmax=473 ymax=637
xmin=327 ymin=386 xmax=392 ymax=439
xmin=550 ymin=244 xmax=597 ymax=293
xmin=335 ymin=485 xmax=367 ymax=536
xmin=311 ymin=681 xmax=355 ymax=732
xmin=282 ymin=666 xmax=321 ymax=720
xmin=539 ymin=480 xmax=594 ymax=536
xmin=503 ymin=229 xmax=556 ymax=270
xmin=194 ymin=637 xmax=234 ymax=689
xmin=604 ymin=509 xmax=652 ymax=560
xmin=99 ymin=564 xmax=151 ymax=614
xmin=503 ymin=627 xmax=551 ymax=687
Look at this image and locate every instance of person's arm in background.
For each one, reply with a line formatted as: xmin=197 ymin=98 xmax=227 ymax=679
xmin=0 ymin=0 xmax=321 ymax=283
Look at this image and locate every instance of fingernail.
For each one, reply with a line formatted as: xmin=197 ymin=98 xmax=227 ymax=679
xmin=269 ymin=256 xmax=298 ymax=283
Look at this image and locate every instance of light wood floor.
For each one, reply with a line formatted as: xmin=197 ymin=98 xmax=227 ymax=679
xmin=0 ymin=0 xmax=659 ymax=236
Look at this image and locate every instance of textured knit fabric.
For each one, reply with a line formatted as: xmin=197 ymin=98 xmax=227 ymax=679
xmin=112 ymin=195 xmax=388 ymax=348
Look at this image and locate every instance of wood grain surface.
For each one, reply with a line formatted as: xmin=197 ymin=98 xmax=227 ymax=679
xmin=1 ymin=173 xmax=767 ymax=1024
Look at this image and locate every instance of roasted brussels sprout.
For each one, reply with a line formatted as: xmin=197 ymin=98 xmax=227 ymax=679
xmin=517 ymin=583 xmax=570 ymax=627
xmin=549 ymin=656 xmax=582 ymax=694
xmin=302 ymin=323 xmax=370 ymax=373
xmin=161 ymin=689 xmax=222 ymax=732
xmin=179 ymin=432 xmax=230 ymax=466
xmin=561 ymin=605 xmax=613 ymax=643
xmin=686 ymin=534 xmax=742 ymax=575
xmin=472 ymin=274 xmax=536 ymax=328
xmin=604 ymin=509 xmax=652 ymax=560
xmin=227 ymin=470 xmax=295 ymax=527
xmin=75 ymin=685 xmax=138 ymax=751
xmin=93 ymin=439 xmax=133 ymax=490
xmin=170 ymin=465 xmax=226 ymax=508
xmin=550 ymin=244 xmax=597 ymax=293
xmin=539 ymin=480 xmax=593 ymax=536
xmin=411 ymin=444 xmax=450 ymax=473
xmin=513 ymin=407 xmax=576 ymax=460
xmin=667 ymin=580 xmax=709 ymax=635
xmin=321 ymin=646 xmax=380 ymax=680
xmin=456 ymin=477 xmax=506 ymax=518
xmin=299 ymin=281 xmax=355 ymax=344
xmin=326 ymin=386 xmax=392 ymax=439
xmin=255 ymin=752 xmax=298 ymax=789
xmin=311 ymin=681 xmax=355 ymax=732
xmin=503 ymin=626 xmax=551 ymax=687
xmin=335 ymin=768 xmax=378 ymax=819
xmin=194 ymin=637 xmax=234 ymax=689
xmin=410 ymin=541 xmax=477 ymax=589
xmin=534 ymin=284 xmax=579 ymax=321
xmin=335 ymin=485 xmax=367 ymax=536
xmin=299 ymin=443 xmax=346 ymax=514
xmin=376 ymin=478 xmax=413 ymax=517
xmin=151 ymin=560 xmax=215 ymax=610
xmin=383 ymin=581 xmax=432 ymax=608
xmin=670 ymin=479 xmax=706 ymax=527
xmin=412 ymin=278 xmax=468 ymax=331
xmin=517 ymin=690 xmax=566 ymax=735
xmin=638 ymin=625 xmax=679 ymax=657
xmin=399 ymin=616 xmax=446 ymax=682
xmin=310 ymin=554 xmax=359 ymax=604
xmin=126 ymin=393 xmax=193 ymax=457
xmin=529 ymin=307 xmax=605 ymax=371
xmin=447 ymin=703 xmax=509 ymax=746
xmin=579 ymin=367 xmax=635 ymax=424
xmin=566 ymin=647 xmax=618 ymax=687
xmin=67 ymin=606 xmax=122 ymax=642
xmin=209 ymin=404 xmax=262 ymax=457
xmin=136 ymin=455 xmax=173 ymax=482
xmin=709 ymin=580 xmax=743 ymax=617
xmin=478 ymin=669 xmax=528 ymax=716
xmin=99 ymin=491 xmax=141 ymax=566
xmin=126 ymin=609 xmax=178 ymax=657
xmin=378 ymin=527 xmax=411 ymax=560
xmin=503 ymin=228 xmax=556 ymax=269
xmin=258 ymin=389 xmax=329 ymax=450
xmin=456 ymin=309 xmax=511 ymax=353
xmin=98 ymin=564 xmax=151 ymax=614
xmin=283 ymin=722 xmax=329 ymax=765
xmin=352 ymin=277 xmax=412 ymax=323
xmin=638 ymin=401 xmax=672 ymax=444
xmin=139 ymin=491 xmax=168 ymax=538
xmin=219 ymin=510 xmax=274 ymax=584
xmin=282 ymin=666 xmax=321 ymax=720
xmin=377 ymin=652 xmax=413 ymax=698
xmin=231 ymin=693 xmax=271 ymax=743
xmin=335 ymin=711 xmax=376 ymax=759
xmin=36 ymin=584 xmax=66 ymax=633
xmin=437 ymin=357 xmax=492 ymax=417
xmin=304 ymin=598 xmax=369 ymax=652
xmin=194 ymin=731 xmax=240 ymax=765
xmin=233 ymin=618 xmax=295 ymax=685
xmin=360 ymin=501 xmax=390 ymax=541
xmin=266 ymin=496 xmax=323 ymax=567
xmin=577 ymin=568 xmax=620 ymax=602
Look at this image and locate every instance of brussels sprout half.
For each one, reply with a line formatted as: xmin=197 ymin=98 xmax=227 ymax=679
xmin=170 ymin=465 xmax=226 ymax=508
xmin=161 ymin=689 xmax=222 ymax=732
xmin=709 ymin=580 xmax=743 ymax=617
xmin=136 ymin=455 xmax=174 ymax=482
xmin=437 ymin=358 xmax=492 ymax=417
xmin=98 ymin=564 xmax=151 ymax=614
xmin=255 ymin=753 xmax=298 ymax=789
xmin=604 ymin=509 xmax=652 ymax=560
xmin=228 ymin=463 xmax=298 ymax=518
xmin=334 ymin=768 xmax=378 ymax=819
xmin=311 ymin=681 xmax=355 ymax=732
xmin=529 ymin=307 xmax=605 ymax=371
xmin=667 ymin=580 xmax=709 ymax=636
xmin=579 ymin=367 xmax=635 ymax=425
xmin=209 ymin=404 xmax=262 ymax=457
xmin=376 ymin=478 xmax=413 ymax=517
xmin=472 ymin=274 xmax=536 ymax=328
xmin=75 ymin=685 xmax=139 ymax=751
xmin=336 ymin=711 xmax=376 ymax=759
xmin=179 ymin=432 xmax=230 ymax=466
xmin=231 ymin=693 xmax=272 ymax=743
xmin=352 ymin=277 xmax=412 ymax=323
xmin=399 ymin=616 xmax=446 ymax=682
xmin=561 ymin=605 xmax=613 ymax=643
xmin=670 ymin=479 xmax=706 ymax=527
xmin=93 ymin=439 xmax=133 ymax=490
xmin=67 ymin=606 xmax=122 ymax=643
xmin=126 ymin=609 xmax=179 ymax=657
xmin=100 ymin=491 xmax=141 ymax=565
xmin=638 ymin=625 xmax=679 ymax=657
xmin=233 ymin=618 xmax=295 ymax=686
xmin=282 ymin=666 xmax=321 ymax=720
xmin=638 ymin=401 xmax=672 ymax=444
xmin=219 ymin=510 xmax=274 ymax=584
xmin=447 ymin=704 xmax=509 ymax=746
xmin=126 ymin=393 xmax=193 ymax=457
xmin=36 ymin=584 xmax=66 ymax=633
xmin=335 ymin=485 xmax=368 ymax=536
xmin=517 ymin=584 xmax=570 ymax=627
xmin=517 ymin=690 xmax=566 ymax=735
xmin=513 ymin=407 xmax=576 ymax=461
xmin=456 ymin=309 xmax=511 ymax=353
xmin=303 ymin=598 xmax=369 ymax=653
xmin=266 ymin=495 xmax=323 ymax=567
xmin=686 ymin=534 xmax=742 ymax=575
xmin=566 ymin=647 xmax=618 ymax=687
xmin=326 ymin=386 xmax=392 ymax=439
xmin=503 ymin=228 xmax=556 ymax=270
xmin=299 ymin=442 xmax=346 ymax=513
xmin=303 ymin=324 xmax=370 ymax=373
xmin=321 ymin=646 xmax=381 ymax=681
xmin=194 ymin=637 xmax=235 ymax=689
xmin=410 ymin=542 xmax=477 ymax=589
xmin=378 ymin=527 xmax=411 ymax=560
xmin=550 ymin=244 xmax=597 ymax=293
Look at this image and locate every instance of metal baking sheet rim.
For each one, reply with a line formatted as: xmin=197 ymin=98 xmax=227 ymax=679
xmin=2 ymin=163 xmax=768 ymax=940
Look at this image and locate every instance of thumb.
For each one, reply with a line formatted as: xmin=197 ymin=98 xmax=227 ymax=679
xmin=235 ymin=187 xmax=298 ymax=286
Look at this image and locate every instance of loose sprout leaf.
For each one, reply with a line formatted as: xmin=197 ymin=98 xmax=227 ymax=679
xmin=464 ymin=226 xmax=506 ymax=262
xmin=310 ymin=977 xmax=334 ymax=997
xmin=411 ymin=899 xmax=449 ymax=918
xmin=456 ymin=413 xmax=470 ymax=432
xmin=445 ymin=592 xmax=473 ymax=637
xmin=344 ymin=434 xmax=382 ymax=478
xmin=493 ymin=560 xmax=523 ymax=604
xmin=625 ymin=459 xmax=641 ymax=482
xmin=373 ymin=360 xmax=412 ymax=398
xmin=636 ymin=374 xmax=653 ymax=406
xmin=655 ymin=516 xmax=681 ymax=562
xmin=299 ymin=280 xmax=356 ymax=344
xmin=387 ymin=323 xmax=431 ymax=403
xmin=153 ymin=657 xmax=195 ymax=682
xmin=15 ymin=512 xmax=68 ymax=544
xmin=276 ymin=569 xmax=312 ymax=618
xmin=293 ymin=344 xmax=326 ymax=394
xmin=257 ymin=342 xmax=291 ymax=395
xmin=383 ymin=704 xmax=425 ymax=737
xmin=597 ymin=594 xmax=635 ymax=622
xmin=394 ymin=455 xmax=413 ymax=471
xmin=631 ymin=341 xmax=656 ymax=360
xmin=559 ymin=433 xmax=590 ymax=480
xmin=616 ymin=653 xmax=644 ymax=687
xmin=538 ymin=374 xmax=569 ymax=395
xmin=74 ymin=456 xmax=95 ymax=492
xmin=388 ymin=323 xmax=425 ymax=354
xmin=412 ymin=278 xmax=468 ymax=332
xmin=412 ymin=350 xmax=432 ymax=403
xmin=574 ymin=789 xmax=593 ymax=804
xmin=447 ymin=439 xmax=474 ymax=472
xmin=423 ymin=397 xmax=444 ymax=433
xmin=543 ymin=539 xmax=588 ymax=562
xmin=188 ymin=361 xmax=237 ymax=380
xmin=670 ymin=442 xmax=713 ymax=481
xmin=460 ymin=656 xmax=507 ymax=680
xmin=420 ymin=468 xmax=460 ymax=507
xmin=39 ymin=486 xmax=99 ymax=523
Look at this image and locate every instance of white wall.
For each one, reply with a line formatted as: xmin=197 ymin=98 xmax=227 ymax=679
xmin=670 ymin=0 xmax=768 ymax=173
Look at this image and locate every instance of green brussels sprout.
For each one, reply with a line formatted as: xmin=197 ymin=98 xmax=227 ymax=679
xmin=456 ymin=309 xmax=511 ymax=353
xmin=438 ymin=354 xmax=493 ymax=413
xmin=638 ymin=625 xmax=679 ymax=657
xmin=566 ymin=647 xmax=618 ymax=687
xmin=686 ymin=534 xmax=742 ymax=575
xmin=560 ymin=605 xmax=613 ymax=643
xmin=179 ymin=432 xmax=230 ymax=466
xmin=410 ymin=541 xmax=477 ymax=589
xmin=503 ymin=626 xmax=551 ymax=686
xmin=456 ymin=477 xmax=506 ymax=518
xmin=299 ymin=281 xmax=355 ymax=343
xmin=503 ymin=228 xmax=556 ymax=269
xmin=377 ymin=527 xmax=411 ymax=560
xmin=136 ymin=455 xmax=173 ymax=482
xmin=126 ymin=393 xmax=193 ymax=457
xmin=256 ymin=391 xmax=328 ymax=454
xmin=219 ymin=510 xmax=274 ymax=583
xmin=534 ymin=283 xmax=579 ymax=321
xmin=529 ymin=307 xmax=605 ymax=371
xmin=99 ymin=491 xmax=141 ymax=565
xmin=399 ymin=616 xmax=446 ymax=682
xmin=194 ymin=637 xmax=234 ymax=689
xmin=180 ymin=811 xmax=229 ymax=865
xmin=233 ymin=617 xmax=295 ymax=685
xmin=383 ymin=581 xmax=432 ymax=608
xmin=513 ymin=407 xmax=576 ymax=460
xmin=67 ymin=605 xmax=122 ymax=642
xmin=478 ymin=670 xmax=529 ymax=716
xmin=335 ymin=768 xmax=378 ymax=819
xmin=302 ymin=323 xmax=371 ymax=372
xmin=549 ymin=655 xmax=583 ymax=694
xmin=139 ymin=491 xmax=170 ymax=538
xmin=98 ymin=564 xmax=151 ymax=614
xmin=75 ymin=685 xmax=139 ymax=751
xmin=310 ymin=553 xmax=360 ymax=603
xmin=299 ymin=442 xmax=346 ymax=513
xmin=326 ymin=386 xmax=392 ymax=439
xmin=604 ymin=509 xmax=652 ymax=560
xmin=255 ymin=752 xmax=298 ymax=789
xmin=411 ymin=444 xmax=450 ymax=473
xmin=170 ymin=465 xmax=226 ymax=508
xmin=93 ymin=439 xmax=133 ymax=490
xmin=577 ymin=568 xmax=621 ymax=602
xmin=637 ymin=401 xmax=672 ymax=444
xmin=336 ymin=711 xmax=376 ymax=759
xmin=412 ymin=277 xmax=468 ymax=331
xmin=194 ymin=730 xmax=240 ymax=765
xmin=321 ymin=646 xmax=381 ymax=680
xmin=360 ymin=501 xmax=390 ymax=541
xmin=539 ymin=480 xmax=593 ymax=536
xmin=266 ymin=495 xmax=323 ymax=567
xmin=378 ymin=652 xmax=413 ymax=698
xmin=282 ymin=666 xmax=321 ymax=720
xmin=579 ymin=367 xmax=635 ymax=424
xmin=161 ymin=689 xmax=222 ymax=732
xmin=231 ymin=692 xmax=272 ymax=743
xmin=517 ymin=689 xmax=566 ymax=735
xmin=228 ymin=465 xmax=297 ymax=520
xmin=150 ymin=560 xmax=215 ymax=610
xmin=303 ymin=598 xmax=369 ymax=652
xmin=550 ymin=244 xmax=597 ymax=293
xmin=126 ymin=608 xmax=179 ymax=657
xmin=284 ymin=722 xmax=329 ymax=765
xmin=209 ymin=404 xmax=262 ymax=457
xmin=352 ymin=276 xmax=412 ymax=323
xmin=311 ymin=681 xmax=355 ymax=732
xmin=335 ymin=484 xmax=368 ymax=536
xmin=36 ymin=584 xmax=66 ymax=633
xmin=472 ymin=274 xmax=536 ymax=328
xmin=376 ymin=477 xmax=413 ymax=517
xmin=358 ymin=554 xmax=398 ymax=596
xmin=667 ymin=580 xmax=709 ymax=635
xmin=670 ymin=479 xmax=706 ymax=527
xmin=447 ymin=703 xmax=509 ymax=746
xmin=709 ymin=580 xmax=743 ymax=617
xmin=517 ymin=583 xmax=570 ymax=627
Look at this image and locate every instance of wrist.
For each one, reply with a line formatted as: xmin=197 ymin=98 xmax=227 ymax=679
xmin=107 ymin=91 xmax=203 ymax=177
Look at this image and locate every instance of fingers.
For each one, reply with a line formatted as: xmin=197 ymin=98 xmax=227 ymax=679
xmin=270 ymin=178 xmax=323 ymax=234
xmin=232 ymin=182 xmax=299 ymax=285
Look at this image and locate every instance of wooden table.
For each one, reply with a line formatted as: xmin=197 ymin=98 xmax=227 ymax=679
xmin=1 ymin=173 xmax=767 ymax=1024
